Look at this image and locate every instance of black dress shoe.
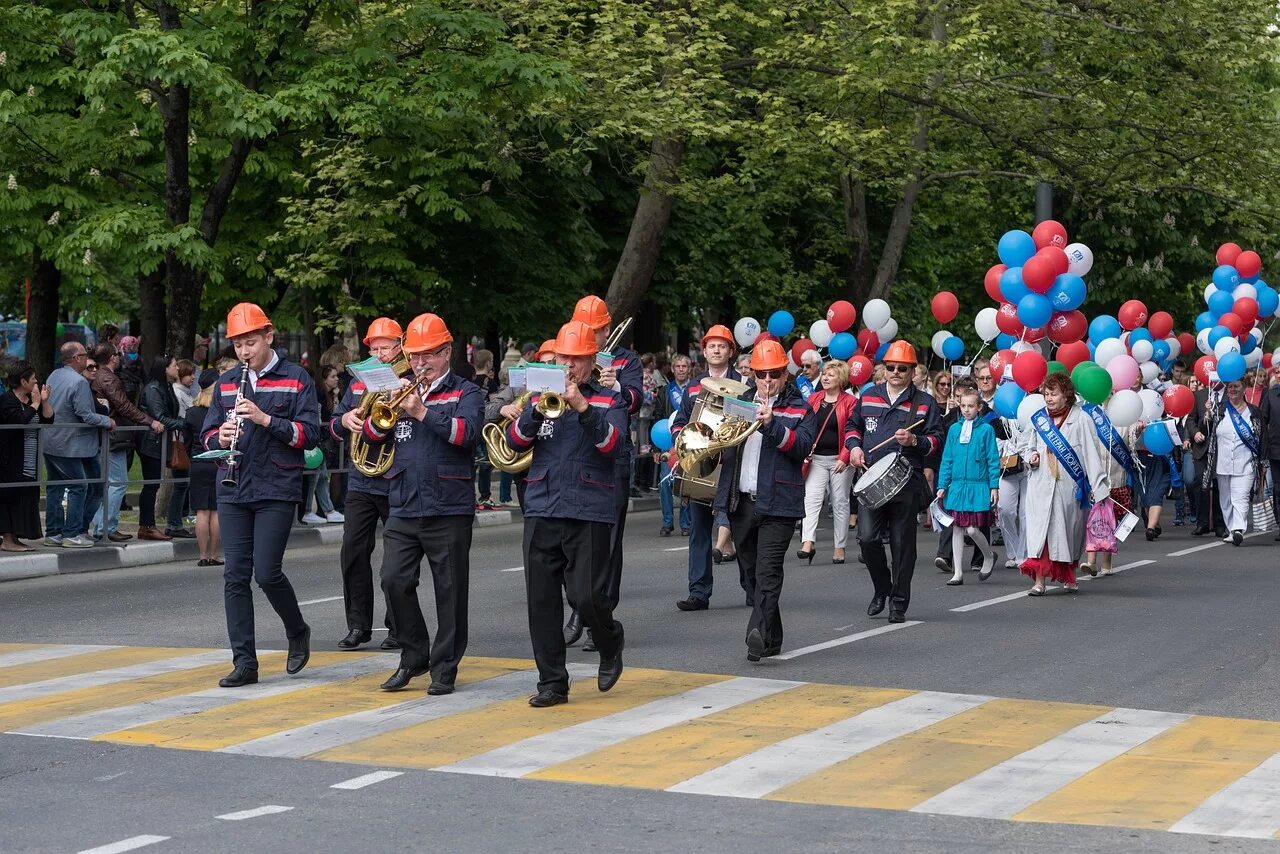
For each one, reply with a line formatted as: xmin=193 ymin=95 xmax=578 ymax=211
xmin=1191 ymin=526 xmax=1209 ymax=537
xmin=660 ymin=527 xmax=673 ymax=537
xmin=712 ymin=548 xmax=724 ymax=564
xmin=582 ymin=629 xmax=597 ymax=652
xmin=1273 ymin=530 xmax=1280 ymax=542
xmin=563 ymin=610 xmax=583 ymax=646
xmin=676 ymin=597 xmax=709 ymax=611
xmin=427 ymin=681 xmax=454 ymax=696
xmin=286 ymin=624 xmax=311 ymax=674
xmin=1214 ymin=528 xmax=1228 ymax=540
xmin=528 ymin=688 xmax=569 ymax=707
xmin=887 ymin=609 xmax=906 ymax=624
xmin=218 ymin=666 xmax=258 ymax=688
xmin=337 ymin=629 xmax=371 ymax=650
xmin=1145 ymin=527 xmax=1156 ymax=541
xmin=598 ymin=634 xmax=624 ymax=692
xmin=380 ymin=665 xmax=429 ymax=691
xmin=746 ymin=628 xmax=766 ymax=662
xmin=866 ymin=594 xmax=887 ymax=617
xmin=681 ymin=528 xmax=690 ymax=536
xmin=380 ymin=636 xmax=401 ymax=650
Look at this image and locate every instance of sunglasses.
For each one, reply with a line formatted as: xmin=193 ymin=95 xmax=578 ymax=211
xmin=85 ymin=363 xmax=99 ymax=370
xmin=756 ymin=369 xmax=785 ymax=379
xmin=884 ymin=364 xmax=912 ymax=374
xmin=976 ymin=374 xmax=993 ymax=381
xmin=936 ymin=382 xmax=951 ymax=388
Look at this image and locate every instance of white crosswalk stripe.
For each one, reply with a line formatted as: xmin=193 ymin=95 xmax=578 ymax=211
xmin=1170 ymin=752 xmax=1280 ymax=839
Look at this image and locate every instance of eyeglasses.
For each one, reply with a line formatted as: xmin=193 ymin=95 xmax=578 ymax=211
xmin=936 ymin=382 xmax=951 ymax=388
xmin=756 ymin=369 xmax=785 ymax=379
xmin=884 ymin=364 xmax=912 ymax=374
xmin=85 ymin=363 xmax=99 ymax=370
xmin=976 ymin=374 xmax=993 ymax=382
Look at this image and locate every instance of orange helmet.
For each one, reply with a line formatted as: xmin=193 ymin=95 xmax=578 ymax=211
xmin=554 ymin=320 xmax=598 ymax=357
xmin=226 ymin=303 xmax=271 ymax=338
xmin=701 ymin=324 xmax=735 ymax=348
xmin=402 ymin=313 xmax=452 ymax=353
xmin=537 ymin=339 xmax=557 ymax=362
xmin=572 ymin=295 xmax=611 ymax=331
xmin=882 ymin=340 xmax=917 ymax=365
xmin=750 ymin=339 xmax=789 ymax=372
xmin=362 ymin=317 xmax=403 ymax=346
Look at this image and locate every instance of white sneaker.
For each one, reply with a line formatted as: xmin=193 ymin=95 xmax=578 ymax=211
xmin=61 ymin=535 xmax=95 ymax=549
xmin=301 ymin=513 xmax=327 ymax=525
xmin=324 ymin=510 xmax=345 ymax=523
xmin=1222 ymin=533 xmax=1233 ymax=542
xmin=42 ymin=535 xmax=63 ymax=547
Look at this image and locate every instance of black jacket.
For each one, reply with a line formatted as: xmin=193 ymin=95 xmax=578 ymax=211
xmin=1258 ymin=384 xmax=1280 ymax=459
xmin=139 ymin=380 xmax=186 ymax=459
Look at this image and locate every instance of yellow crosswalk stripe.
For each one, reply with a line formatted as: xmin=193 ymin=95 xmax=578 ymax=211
xmin=528 ymin=683 xmax=912 ymax=789
xmin=1015 ymin=716 xmax=1280 ymax=830
xmin=314 ymin=668 xmax=725 ymax=769
xmin=0 ymin=646 xmax=202 ymax=689
xmin=0 ymin=643 xmax=42 ymax=654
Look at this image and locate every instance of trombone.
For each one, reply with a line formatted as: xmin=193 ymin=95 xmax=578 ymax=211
xmin=484 ymin=385 xmax=567 ymax=474
xmin=593 ymin=316 xmax=633 ymax=381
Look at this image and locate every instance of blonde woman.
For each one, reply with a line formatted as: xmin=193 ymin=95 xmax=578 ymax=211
xmin=798 ymin=360 xmax=857 ymax=563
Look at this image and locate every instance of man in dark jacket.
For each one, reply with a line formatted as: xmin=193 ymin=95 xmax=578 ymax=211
xmin=90 ymin=343 xmax=163 ymax=541
xmin=1257 ymin=368 xmax=1280 ymax=539
xmin=1188 ymin=384 xmax=1227 ymax=538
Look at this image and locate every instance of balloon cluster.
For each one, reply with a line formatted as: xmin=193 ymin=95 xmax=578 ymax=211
xmin=1190 ymin=242 xmax=1276 ymax=386
xmin=978 ymin=220 xmax=1091 ymax=350
xmin=732 ymin=298 xmax=894 ymax=389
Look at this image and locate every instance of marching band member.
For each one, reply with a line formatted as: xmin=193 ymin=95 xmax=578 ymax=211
xmin=671 ymin=324 xmax=744 ymax=611
xmin=713 ymin=339 xmax=815 ymax=660
xmin=201 ymin=303 xmax=320 ymax=688
xmin=844 ymin=341 xmax=943 ymax=624
xmin=361 ymin=314 xmax=483 ymax=693
xmin=330 ymin=317 xmax=404 ymax=651
xmin=506 ymin=320 xmax=629 ymax=706
xmin=485 ymin=339 xmax=556 ymax=511
xmin=563 ymin=296 xmax=642 ymax=651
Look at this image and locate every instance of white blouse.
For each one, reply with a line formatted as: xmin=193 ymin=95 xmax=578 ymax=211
xmin=1214 ymin=404 xmax=1257 ymax=477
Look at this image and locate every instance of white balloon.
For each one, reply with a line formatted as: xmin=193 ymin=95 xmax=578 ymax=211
xmin=734 ymin=317 xmax=761 ymax=348
xmin=1165 ymin=336 xmax=1181 ymax=359
xmin=1197 ymin=328 xmax=1213 ymax=355
xmin=788 ymin=360 xmax=801 ymax=375
xmin=1245 ymin=348 xmax=1263 ymax=368
xmin=1095 ymin=338 xmax=1128 ymax=367
xmin=1064 ymin=243 xmax=1093 ymax=277
xmin=878 ymin=318 xmax=899 ymax=342
xmin=1130 ymin=339 xmax=1154 ymax=363
xmin=809 ymin=319 xmax=833 ymax=348
xmin=1204 ymin=283 xmax=1218 ymax=305
xmin=668 ymin=411 xmax=679 ymax=428
xmin=1106 ymin=389 xmax=1143 ymax=427
xmin=1138 ymin=388 xmax=1164 ymax=421
xmin=1011 ymin=340 xmax=1035 ymax=354
xmin=1214 ymin=336 xmax=1241 ymax=358
xmin=863 ymin=299 xmax=891 ymax=332
xmin=1140 ymin=361 xmax=1160 ymax=384
xmin=932 ymin=330 xmax=951 ymax=358
xmin=1017 ymin=393 xmax=1047 ymax=425
xmin=1234 ymin=283 xmax=1258 ymax=301
xmin=1273 ymin=347 xmax=1280 ymax=364
xmin=974 ymin=307 xmax=999 ymax=342
xmin=1250 ymin=326 xmax=1264 ymax=344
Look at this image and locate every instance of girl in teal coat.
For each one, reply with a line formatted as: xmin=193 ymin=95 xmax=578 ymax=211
xmin=936 ymin=390 xmax=1000 ymax=585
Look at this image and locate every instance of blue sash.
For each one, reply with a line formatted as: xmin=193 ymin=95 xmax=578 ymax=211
xmin=1226 ymin=404 xmax=1260 ymax=456
xmin=1031 ymin=407 xmax=1092 ymax=508
xmin=1083 ymin=403 xmax=1136 ymax=484
xmin=667 ymin=381 xmax=687 ymax=411
xmin=1166 ymin=454 xmax=1184 ymax=489
xmin=796 ymin=375 xmax=816 ymax=398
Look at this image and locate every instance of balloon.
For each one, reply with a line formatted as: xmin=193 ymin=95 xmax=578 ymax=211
xmin=875 ymin=341 xmax=890 ymax=360
xmin=1011 ymin=340 xmax=1036 ymax=354
xmin=994 ymin=381 xmax=1026 ymax=419
xmin=931 ymin=330 xmax=951 ymax=358
xmin=1218 ymin=312 xmax=1244 ymax=337
xmin=1000 ymin=266 xmax=1029 ymax=304
xmin=863 ymin=299 xmax=891 ymax=332
xmin=789 ymin=338 xmax=816 ymax=365
xmin=1245 ymin=348 xmax=1263 ymax=368
xmin=1236 ymin=250 xmax=1262 ymax=279
xmin=1233 ymin=297 xmax=1259 ymax=326
xmin=1047 ymin=360 xmax=1066 ymax=375
xmin=1142 ymin=422 xmax=1174 ymax=456
xmin=756 ymin=332 xmax=778 ymax=345
xmin=995 ymin=302 xmax=1024 ymax=336
xmin=1032 ymin=219 xmax=1068 ymax=249
xmin=1204 ymin=283 xmax=1219 ymax=306
xmin=1216 ymin=242 xmax=1242 ymax=267
xmin=1012 ymin=351 xmax=1048 ymax=392
xmin=1094 ymin=338 xmax=1128 ymax=368
xmin=1063 ymin=242 xmax=1093 ymax=277
xmin=857 ymin=328 xmax=880 ymax=355
xmin=1129 ymin=338 xmax=1154 ymax=363
xmin=941 ymin=335 xmax=964 ymax=361
xmin=931 ymin=291 xmax=959 ymax=324
xmin=848 ymin=354 xmax=873 ymax=385
xmin=826 ymin=300 xmax=856 ymax=333
xmin=1075 ymin=365 xmax=1113 ymax=405
xmin=303 ymin=447 xmax=324 ymax=470
xmin=996 ymin=333 xmax=1017 ymax=350
xmin=1207 ymin=288 xmax=1234 ymax=318
xmin=878 ymin=318 xmax=899 ymax=342
xmin=1017 ymin=293 xmax=1053 ymax=329
xmin=989 ymin=348 xmax=1016 ymax=379
xmin=828 ymin=331 xmax=857 ymax=360
xmin=1118 ymin=299 xmax=1148 ymax=331
xmin=1147 ymin=311 xmax=1174 ymax=339
xmin=1017 ymin=393 xmax=1048 ymax=425
xmin=1106 ymin=354 xmax=1139 ymax=389
xmin=1217 ymin=351 xmax=1246 ymax=382
xmin=1194 ymin=354 xmax=1217 ymax=385
xmin=1106 ymin=390 xmax=1143 ymax=427
xmin=1177 ymin=332 xmax=1196 ymax=358
xmin=1195 ymin=311 xmax=1215 ymax=332
xmin=1164 ymin=337 xmax=1180 ymax=359
xmin=974 ymin=307 xmax=1000 ymax=342
xmin=998 ymin=230 xmax=1037 ymax=267
xmin=1047 ymin=273 xmax=1087 ymax=311
xmin=1208 ymin=324 xmax=1235 ymax=349
xmin=809 ymin=320 xmax=833 ymax=348
xmin=650 ymin=420 xmax=673 ymax=451
xmin=1140 ymin=361 xmax=1160 ymax=384
xmin=1213 ymin=336 xmax=1241 ymax=358
xmin=1258 ymin=286 xmax=1279 ymax=319
xmin=1088 ymin=314 xmax=1122 ymax=343
xmin=1234 ymin=283 xmax=1258 ymax=301
xmin=767 ymin=310 xmax=795 ymax=337
xmin=1038 ymin=246 xmax=1070 ymax=276
xmin=1057 ymin=341 xmax=1090 ymax=371
xmin=1151 ymin=340 xmax=1170 ymax=364
xmin=788 ymin=360 xmax=801 ymax=375
xmin=1212 ymin=264 xmax=1240 ymax=291
xmin=1162 ymin=385 xmax=1194 ymax=418
xmin=984 ymin=264 xmax=1007 ymax=302
xmin=1048 ymin=310 xmax=1087 ymax=344
xmin=734 ymin=317 xmax=761 ymax=347
xmin=1140 ymin=389 xmax=1165 ymax=422
xmin=1021 ymin=255 xmax=1056 ymax=294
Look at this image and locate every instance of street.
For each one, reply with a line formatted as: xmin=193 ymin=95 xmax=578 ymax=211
xmin=1 ymin=507 xmax=1278 ymax=853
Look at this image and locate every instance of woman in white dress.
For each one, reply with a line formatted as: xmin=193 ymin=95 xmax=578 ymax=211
xmin=1020 ymin=373 xmax=1111 ymax=595
xmin=995 ymin=414 xmax=1035 ymax=569
xmin=1213 ymin=380 xmax=1262 ymax=545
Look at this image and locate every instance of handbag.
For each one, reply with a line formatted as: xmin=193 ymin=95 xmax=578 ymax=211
xmin=1000 ymin=453 xmax=1025 ymax=476
xmin=168 ymin=429 xmax=191 ymax=471
xmin=1250 ymin=468 xmax=1274 ymax=532
xmin=802 ymin=404 xmax=838 ymax=480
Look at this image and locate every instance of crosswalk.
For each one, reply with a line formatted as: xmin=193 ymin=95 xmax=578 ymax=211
xmin=3 ymin=642 xmax=1279 ymax=841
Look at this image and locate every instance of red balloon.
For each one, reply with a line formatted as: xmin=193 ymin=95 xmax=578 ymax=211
xmin=984 ymin=264 xmax=1007 ymax=302
xmin=1048 ymin=310 xmax=1087 ymax=344
xmin=1194 ymin=355 xmax=1218 ymax=386
xmin=848 ymin=354 xmax=873 ymax=385
xmin=1216 ymin=242 xmax=1242 ymax=267
xmin=989 ymin=349 xmax=1016 ymax=379
xmin=1021 ymin=256 xmax=1055 ymax=294
xmin=1023 ymin=324 xmax=1048 ymax=343
xmin=826 ymin=300 xmax=857 ymax=333
xmin=1233 ymin=297 xmax=1259 ymax=327
xmin=1057 ymin=340 xmax=1091 ymax=371
xmin=1032 ymin=219 xmax=1068 ymax=250
xmin=1236 ymin=250 xmax=1262 ymax=279
xmin=1148 ymin=311 xmax=1174 ymax=340
xmin=1037 ymin=246 xmax=1069 ymax=277
xmin=1218 ymin=311 xmax=1244 ymax=336
xmin=790 ymin=338 xmax=816 ymax=365
xmin=931 ymin=291 xmax=959 ymax=324
xmin=1012 ymin=351 xmax=1048 ymax=392
xmin=856 ymin=328 xmax=880 ymax=356
xmin=1177 ymin=332 xmax=1196 ymax=357
xmin=1162 ymin=385 xmax=1194 ymax=418
xmin=995 ymin=302 xmax=1024 ymax=336
xmin=1118 ymin=299 xmax=1148 ymax=331
xmin=755 ymin=332 xmax=778 ymax=346
xmin=1265 ymin=353 xmax=1275 ymax=370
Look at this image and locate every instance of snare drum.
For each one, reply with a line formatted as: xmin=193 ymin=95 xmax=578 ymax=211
xmin=852 ymin=453 xmax=913 ymax=509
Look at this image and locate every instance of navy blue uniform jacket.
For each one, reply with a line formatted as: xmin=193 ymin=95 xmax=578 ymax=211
xmin=329 ymin=378 xmax=389 ymax=497
xmin=713 ymin=383 xmax=816 ymax=518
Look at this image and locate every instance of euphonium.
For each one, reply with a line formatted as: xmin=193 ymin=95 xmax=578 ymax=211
xmin=348 ymin=353 xmax=414 ymax=478
xmin=484 ymin=387 xmax=568 ymax=474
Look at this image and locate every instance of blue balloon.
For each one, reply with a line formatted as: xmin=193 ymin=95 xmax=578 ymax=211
xmin=767 ymin=310 xmax=795 ymax=338
xmin=875 ymin=341 xmax=890 ymax=361
xmin=1142 ymin=423 xmax=1174 ymax=455
xmin=1207 ymin=288 xmax=1234 ymax=318
xmin=1258 ymin=286 xmax=1279 ymax=319
xmin=1242 ymin=273 xmax=1260 ymax=285
xmin=997 ymin=230 xmax=1037 ymax=267
xmin=1212 ymin=265 xmax=1241 ymax=291
xmin=1208 ymin=325 xmax=1233 ymax=350
xmin=859 ymin=381 xmax=876 ymax=394
xmin=1017 ymin=293 xmax=1052 ymax=329
xmin=993 ymin=381 xmax=1026 ymax=419
xmin=1195 ymin=311 xmax=1215 ymax=332
xmin=1088 ymin=314 xmax=1122 ymax=343
xmin=996 ymin=333 xmax=1016 ymax=350
xmin=650 ymin=420 xmax=673 ymax=452
xmin=1241 ymin=335 xmax=1257 ymax=355
xmin=1217 ymin=351 xmax=1246 ymax=382
xmin=941 ymin=335 xmax=964 ymax=361
xmin=1000 ymin=266 xmax=1029 ymax=304
xmin=828 ymin=331 xmax=856 ymax=360
xmin=1152 ymin=340 xmax=1171 ymax=363
xmin=1128 ymin=327 xmax=1153 ymax=346
xmin=1047 ymin=273 xmax=1087 ymax=311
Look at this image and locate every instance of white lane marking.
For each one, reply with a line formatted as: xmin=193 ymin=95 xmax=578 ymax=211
xmin=772 ymin=622 xmax=920 ymax=660
xmin=1167 ymin=531 xmax=1267 ymax=557
xmin=500 ymin=566 xmax=524 ymax=573
xmin=77 ymin=835 xmax=170 ymax=854
xmin=10 ymin=656 xmax=391 ymax=739
xmin=0 ymin=645 xmax=123 ymax=668
xmin=1170 ymin=751 xmax=1280 ymax=839
xmin=216 ymin=805 xmax=293 ymax=821
xmin=298 ymin=595 xmax=342 ymax=606
xmin=911 ymin=707 xmax=1189 ymax=819
xmin=436 ymin=676 xmax=799 ymax=779
xmin=663 ymin=546 xmax=689 ymax=551
xmin=0 ymin=651 xmax=228 ymax=705
xmin=950 ymin=560 xmax=1154 ymax=612
xmin=331 ymin=770 xmax=405 ymax=790
xmin=667 ymin=690 xmax=989 ymax=798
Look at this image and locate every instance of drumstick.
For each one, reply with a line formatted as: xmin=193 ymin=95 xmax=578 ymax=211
xmin=867 ymin=418 xmax=925 ymax=454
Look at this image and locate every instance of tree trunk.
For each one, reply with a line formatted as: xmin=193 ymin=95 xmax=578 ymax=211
xmin=137 ymin=268 xmax=167 ymax=365
xmin=840 ymin=173 xmax=874 ymax=304
xmin=604 ymin=137 xmax=684 ymax=334
xmin=27 ymin=254 xmax=60 ymax=382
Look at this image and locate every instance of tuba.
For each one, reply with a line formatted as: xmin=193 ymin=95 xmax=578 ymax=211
xmin=348 ymin=352 xmax=414 ymax=478
xmin=671 ymin=377 xmax=761 ymax=503
xmin=484 ymin=388 xmax=569 ymax=474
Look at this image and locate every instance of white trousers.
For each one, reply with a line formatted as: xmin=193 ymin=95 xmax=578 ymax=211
xmin=1216 ymin=473 xmax=1253 ymax=533
xmin=801 ymin=454 xmax=854 ymax=548
xmin=998 ymin=472 xmax=1029 ymax=563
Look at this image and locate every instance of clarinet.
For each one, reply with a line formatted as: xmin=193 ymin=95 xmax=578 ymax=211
xmin=222 ymin=362 xmax=250 ymax=487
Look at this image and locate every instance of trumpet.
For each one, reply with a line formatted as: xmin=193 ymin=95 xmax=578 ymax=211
xmin=484 ymin=387 xmax=568 ymax=474
xmin=221 ymin=362 xmax=250 ymax=487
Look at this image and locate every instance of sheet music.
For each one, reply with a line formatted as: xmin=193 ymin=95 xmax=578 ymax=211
xmin=346 ymin=357 xmax=402 ymax=394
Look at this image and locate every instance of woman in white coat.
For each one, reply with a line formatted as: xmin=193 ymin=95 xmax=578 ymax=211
xmin=1213 ymin=379 xmax=1262 ymax=545
xmin=995 ymin=414 xmax=1035 ymax=569
xmin=1020 ymin=373 xmax=1111 ymax=595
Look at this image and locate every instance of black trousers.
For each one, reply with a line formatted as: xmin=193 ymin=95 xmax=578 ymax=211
xmin=220 ymin=500 xmax=307 ymax=670
xmin=602 ymin=457 xmax=631 ymax=610
xmin=525 ymin=517 xmax=623 ymax=694
xmin=857 ymin=488 xmax=920 ymax=612
xmin=380 ymin=514 xmax=472 ymax=686
xmin=728 ymin=494 xmax=797 ymax=651
xmin=1270 ymin=459 xmax=1280 ymax=526
xmin=339 ymin=490 xmax=394 ymax=635
xmin=1194 ymin=458 xmax=1225 ymax=532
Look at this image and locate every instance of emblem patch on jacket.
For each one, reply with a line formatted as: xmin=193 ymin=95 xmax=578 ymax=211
xmin=394 ymin=421 xmax=413 ymax=442
xmin=537 ymin=419 xmax=555 ymax=440
xmin=865 ymin=416 xmax=879 ymax=435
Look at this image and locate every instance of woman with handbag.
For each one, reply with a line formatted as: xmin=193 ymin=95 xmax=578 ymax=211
xmin=797 ymin=360 xmax=857 ymax=564
xmin=995 ymin=405 xmax=1034 ymax=569
xmin=139 ymin=354 xmax=191 ymax=541
xmin=1213 ymin=379 xmax=1262 ymax=545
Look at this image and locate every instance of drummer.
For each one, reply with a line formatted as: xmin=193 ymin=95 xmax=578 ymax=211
xmin=845 ymin=341 xmax=943 ymax=624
